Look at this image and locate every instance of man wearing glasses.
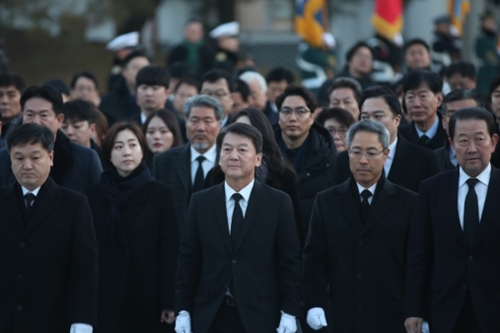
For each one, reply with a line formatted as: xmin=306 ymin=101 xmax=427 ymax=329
xmin=199 ymin=69 xmax=234 ymax=127
xmin=275 ymin=85 xmax=337 ymax=242
xmin=303 ymin=120 xmax=417 ymax=333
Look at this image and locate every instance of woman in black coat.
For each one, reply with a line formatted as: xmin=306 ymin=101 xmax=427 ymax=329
xmin=205 ymin=107 xmax=304 ymax=243
xmin=86 ymin=122 xmax=178 ymax=333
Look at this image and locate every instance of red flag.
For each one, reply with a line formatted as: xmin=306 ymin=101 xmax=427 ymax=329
xmin=372 ymin=0 xmax=403 ymax=45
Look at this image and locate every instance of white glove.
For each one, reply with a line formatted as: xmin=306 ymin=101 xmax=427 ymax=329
xmin=175 ymin=310 xmax=192 ymax=333
xmin=276 ymin=311 xmax=297 ymax=333
xmin=306 ymin=307 xmax=327 ymax=330
xmin=70 ymin=323 xmax=93 ymax=333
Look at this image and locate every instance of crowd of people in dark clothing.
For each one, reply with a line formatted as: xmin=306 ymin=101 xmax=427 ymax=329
xmin=2 ymin=14 xmax=500 ymax=333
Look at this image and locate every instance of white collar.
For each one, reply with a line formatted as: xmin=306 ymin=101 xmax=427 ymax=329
xmin=356 ymin=181 xmax=377 ymax=196
xmin=190 ymin=144 xmax=217 ymax=164
xmin=22 ymin=186 xmax=41 ymax=197
xmin=387 ymin=137 xmax=398 ymax=160
xmin=140 ymin=112 xmax=147 ymax=124
xmin=224 ymin=179 xmax=255 ymax=203
xmin=459 ymin=163 xmax=491 ymax=188
xmin=415 ymin=115 xmax=439 ymax=139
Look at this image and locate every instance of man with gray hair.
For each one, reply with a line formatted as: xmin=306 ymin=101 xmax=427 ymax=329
xmin=239 ymin=71 xmax=279 ymax=125
xmin=303 ymin=120 xmax=417 ymax=333
xmin=153 ymin=94 xmax=223 ymax=236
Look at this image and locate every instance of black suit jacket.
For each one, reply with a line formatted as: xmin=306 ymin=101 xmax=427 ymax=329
xmin=399 ymin=116 xmax=447 ymax=150
xmin=334 ymin=135 xmax=439 ymax=193
xmin=405 ymin=167 xmax=500 ymax=332
xmin=153 ymin=143 xmax=192 ymax=237
xmin=434 ymin=141 xmax=456 ymax=172
xmin=175 ymin=181 xmax=302 ymax=333
xmin=303 ymin=177 xmax=417 ymax=333
xmin=0 ymin=178 xmax=98 ymax=333
xmin=0 ymin=131 xmax=102 ymax=194
xmin=86 ymin=180 xmax=178 ymax=333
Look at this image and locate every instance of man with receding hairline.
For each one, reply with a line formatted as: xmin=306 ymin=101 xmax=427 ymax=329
xmin=0 ymin=122 xmax=98 ymax=333
xmin=406 ymin=107 xmax=500 ymax=333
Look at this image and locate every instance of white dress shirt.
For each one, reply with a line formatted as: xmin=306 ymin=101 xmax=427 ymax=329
xmin=190 ymin=145 xmax=217 ymax=184
xmin=140 ymin=112 xmax=147 ymax=124
xmin=21 ymin=186 xmax=41 ymax=199
xmin=415 ymin=115 xmax=439 ymax=139
xmin=384 ymin=137 xmax=398 ymax=177
xmin=457 ymin=164 xmax=491 ymax=229
xmin=224 ymin=180 xmax=254 ymax=233
xmin=356 ymin=182 xmax=377 ymax=204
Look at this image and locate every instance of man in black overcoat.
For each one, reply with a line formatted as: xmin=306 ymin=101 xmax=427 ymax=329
xmin=175 ymin=123 xmax=302 ymax=333
xmin=0 ymin=123 xmax=98 ymax=333
xmin=405 ymin=107 xmax=500 ymax=333
xmin=304 ymin=120 xmax=416 ymax=333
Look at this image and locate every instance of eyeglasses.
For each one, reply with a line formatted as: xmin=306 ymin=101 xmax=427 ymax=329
xmin=201 ymin=90 xmax=229 ymax=98
xmin=279 ymin=107 xmax=311 ymax=118
xmin=348 ymin=149 xmax=386 ymax=159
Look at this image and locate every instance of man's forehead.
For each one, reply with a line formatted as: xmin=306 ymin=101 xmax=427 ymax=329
xmin=446 ymin=99 xmax=478 ymax=110
xmin=407 ymin=83 xmax=432 ymax=94
xmin=202 ymin=79 xmax=228 ymax=90
xmin=0 ymin=85 xmax=21 ymax=93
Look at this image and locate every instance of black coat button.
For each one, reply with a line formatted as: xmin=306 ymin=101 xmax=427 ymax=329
xmin=232 ymin=259 xmax=237 ymax=264
xmin=359 ymin=240 xmax=365 ymax=246
xmin=357 ymin=307 xmax=363 ymax=313
xmin=17 ymin=305 xmax=22 ymax=311
xmin=357 ymin=274 xmax=364 ymax=280
xmin=19 ymin=242 xmax=25 ymax=248
xmin=17 ymin=274 xmax=24 ymax=280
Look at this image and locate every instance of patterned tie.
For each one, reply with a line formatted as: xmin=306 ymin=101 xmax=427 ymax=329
xmin=360 ymin=189 xmax=372 ymax=225
xmin=464 ymin=178 xmax=479 ymax=247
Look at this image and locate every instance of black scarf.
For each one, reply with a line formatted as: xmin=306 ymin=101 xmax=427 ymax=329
xmin=100 ymin=165 xmax=152 ymax=242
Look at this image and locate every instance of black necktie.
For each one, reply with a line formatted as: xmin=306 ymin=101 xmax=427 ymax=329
xmin=192 ymin=156 xmax=206 ymax=193
xmin=418 ymin=134 xmax=430 ymax=146
xmin=464 ymin=178 xmax=479 ymax=247
xmin=231 ymin=193 xmax=244 ymax=248
xmin=24 ymin=193 xmax=35 ymax=214
xmin=360 ymin=189 xmax=371 ymax=225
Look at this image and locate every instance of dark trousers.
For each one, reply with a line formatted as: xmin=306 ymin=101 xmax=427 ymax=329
xmin=452 ymin=292 xmax=481 ymax=333
xmin=209 ymin=298 xmax=246 ymax=333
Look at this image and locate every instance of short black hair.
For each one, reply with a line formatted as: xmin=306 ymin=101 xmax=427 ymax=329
xmin=199 ymin=69 xmax=235 ymax=93
xmin=135 ymin=65 xmax=170 ymax=89
xmin=216 ymin=122 xmax=263 ymax=154
xmin=404 ymin=38 xmax=430 ymax=52
xmin=360 ymin=85 xmax=402 ymax=117
xmin=43 ymin=79 xmax=70 ymax=96
xmin=233 ymin=79 xmax=250 ymax=102
xmin=265 ymin=66 xmax=295 ymax=84
xmin=346 ymin=42 xmax=373 ymax=62
xmin=442 ymin=89 xmax=481 ymax=117
xmin=7 ymin=122 xmax=55 ymax=153
xmin=62 ymin=99 xmax=97 ymax=124
xmin=0 ymin=73 xmax=25 ymax=92
xmin=316 ymin=107 xmax=356 ymax=128
xmin=402 ymin=69 xmax=443 ymax=94
xmin=275 ymin=84 xmax=317 ymax=112
xmin=169 ymin=62 xmax=196 ymax=80
xmin=21 ymin=85 xmax=63 ymax=115
xmin=446 ymin=61 xmax=477 ymax=80
xmin=328 ymin=78 xmax=362 ymax=104
xmin=70 ymin=71 xmax=99 ymax=89
xmin=122 ymin=50 xmax=148 ymax=68
xmin=489 ymin=75 xmax=500 ymax=96
xmin=449 ymin=107 xmax=497 ymax=139
xmin=173 ymin=77 xmax=199 ymax=94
